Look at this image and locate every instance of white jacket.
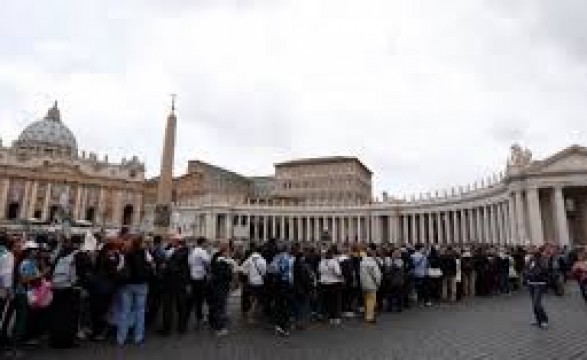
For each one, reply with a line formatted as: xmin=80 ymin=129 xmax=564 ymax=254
xmin=241 ymin=253 xmax=267 ymax=286
xmin=188 ymin=247 xmax=211 ymax=281
xmin=319 ymin=258 xmax=343 ymax=284
xmin=360 ymin=256 xmax=382 ymax=292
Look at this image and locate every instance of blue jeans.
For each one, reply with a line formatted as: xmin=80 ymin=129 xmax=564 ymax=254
xmin=528 ymin=284 xmax=548 ymax=325
xmin=117 ymin=283 xmax=148 ymax=345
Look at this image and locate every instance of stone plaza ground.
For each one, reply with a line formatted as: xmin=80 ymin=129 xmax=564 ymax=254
xmin=34 ymin=287 xmax=587 ymax=360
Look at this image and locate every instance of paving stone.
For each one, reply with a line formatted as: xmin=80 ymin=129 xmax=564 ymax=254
xmin=31 ymin=286 xmax=587 ymax=360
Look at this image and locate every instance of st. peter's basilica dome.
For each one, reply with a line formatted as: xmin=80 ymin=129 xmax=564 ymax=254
xmin=14 ymin=101 xmax=78 ymax=155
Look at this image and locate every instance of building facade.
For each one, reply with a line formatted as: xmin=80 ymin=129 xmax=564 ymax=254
xmin=168 ymin=144 xmax=587 ymax=247
xmin=274 ymin=157 xmax=372 ymax=206
xmin=0 ymin=102 xmax=145 ymax=229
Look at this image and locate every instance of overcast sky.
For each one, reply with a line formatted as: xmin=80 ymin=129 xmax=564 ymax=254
xmin=1 ymin=0 xmax=587 ymax=198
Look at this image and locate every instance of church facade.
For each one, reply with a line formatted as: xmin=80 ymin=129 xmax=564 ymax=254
xmin=0 ymin=102 xmax=145 ymax=229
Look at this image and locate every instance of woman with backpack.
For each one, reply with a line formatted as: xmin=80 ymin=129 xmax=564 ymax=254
xmin=117 ymin=236 xmax=153 ymax=346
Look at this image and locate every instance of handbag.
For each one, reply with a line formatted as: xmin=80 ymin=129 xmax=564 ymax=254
xmin=27 ymin=279 xmax=53 ymax=309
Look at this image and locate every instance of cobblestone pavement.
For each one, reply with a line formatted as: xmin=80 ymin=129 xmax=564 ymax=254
xmin=32 ymin=287 xmax=587 ymax=360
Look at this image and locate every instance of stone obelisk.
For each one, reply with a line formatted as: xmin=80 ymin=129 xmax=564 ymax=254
xmin=154 ymin=95 xmax=177 ymax=237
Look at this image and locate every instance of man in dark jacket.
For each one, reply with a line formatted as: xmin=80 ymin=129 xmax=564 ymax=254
xmin=208 ymin=244 xmax=234 ymax=336
xmin=440 ymin=247 xmax=457 ymax=302
xmin=526 ymin=246 xmax=551 ymax=329
xmin=158 ymin=238 xmax=191 ymax=335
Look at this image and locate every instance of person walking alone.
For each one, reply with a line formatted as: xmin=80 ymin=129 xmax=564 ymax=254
xmin=525 ymin=246 xmax=550 ymax=329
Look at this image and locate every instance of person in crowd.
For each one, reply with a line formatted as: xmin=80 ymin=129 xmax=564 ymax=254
xmin=386 ymin=249 xmax=404 ymax=312
xmin=318 ymin=246 xmax=343 ymax=325
xmin=571 ymin=249 xmax=587 ymax=303
xmin=411 ymin=244 xmax=430 ymax=306
xmin=89 ymin=241 xmax=121 ymax=341
xmin=525 ymin=246 xmax=551 ymax=329
xmin=208 ymin=243 xmax=234 ymax=336
xmin=427 ymin=246 xmax=442 ymax=303
xmin=159 ymin=236 xmax=191 ymax=335
xmin=401 ymin=246 xmax=414 ymax=308
xmin=474 ymin=248 xmax=490 ymax=296
xmin=0 ymin=231 xmax=14 ymax=353
xmin=513 ymin=247 xmax=526 ymax=291
xmin=440 ymin=246 xmax=457 ymax=303
xmin=268 ymin=243 xmax=294 ymax=336
xmin=291 ymin=243 xmax=313 ymax=329
xmin=145 ymin=235 xmax=166 ymax=328
xmin=15 ymin=240 xmax=44 ymax=346
xmin=188 ymin=237 xmax=210 ymax=329
xmin=498 ymin=248 xmax=511 ymax=295
xmin=360 ymin=244 xmax=382 ymax=323
xmin=339 ymin=246 xmax=358 ymax=318
xmin=460 ymin=248 xmax=475 ymax=298
xmin=374 ymin=247 xmax=389 ymax=312
xmin=117 ymin=236 xmax=153 ymax=346
xmin=240 ymin=243 xmax=266 ymax=324
xmin=304 ymin=246 xmax=322 ymax=320
xmin=49 ymin=236 xmax=84 ymax=349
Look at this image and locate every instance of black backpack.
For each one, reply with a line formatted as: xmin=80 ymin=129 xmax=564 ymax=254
xmin=211 ymin=254 xmax=233 ymax=285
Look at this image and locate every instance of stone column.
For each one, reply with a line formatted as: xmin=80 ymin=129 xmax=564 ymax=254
xmin=468 ymin=208 xmax=475 ymax=243
xmin=389 ymin=215 xmax=396 ymax=244
xmin=263 ymin=215 xmax=269 ymax=241
xmin=357 ymin=216 xmax=363 ymax=242
xmin=492 ymin=204 xmax=499 ymax=244
xmin=427 ymin=213 xmax=435 ymax=244
xmin=460 ymin=209 xmax=468 ymax=244
xmin=437 ymin=212 xmax=444 ymax=244
xmin=73 ymin=185 xmax=83 ymax=221
xmin=402 ymin=215 xmax=408 ymax=244
xmin=553 ymin=187 xmax=570 ymax=247
xmin=112 ymin=190 xmax=123 ymax=226
xmin=496 ymin=202 xmax=503 ymax=244
xmin=206 ymin=212 xmax=217 ymax=240
xmin=341 ymin=216 xmax=347 ymax=243
xmin=286 ymin=216 xmax=291 ymax=240
xmin=20 ymin=181 xmax=31 ymax=219
xmin=0 ymin=178 xmax=9 ymax=220
xmin=487 ymin=204 xmax=494 ymax=243
xmin=133 ymin=193 xmax=142 ymax=227
xmin=41 ymin=182 xmax=52 ymax=221
xmin=299 ymin=217 xmax=304 ymax=241
xmin=270 ymin=215 xmax=275 ymax=238
xmin=514 ymin=191 xmax=527 ymax=245
xmin=444 ymin=211 xmax=451 ymax=244
xmin=279 ymin=215 xmax=286 ymax=239
xmin=332 ymin=216 xmax=337 ymax=243
xmin=526 ymin=187 xmax=544 ymax=246
xmin=485 ymin=205 xmax=492 ymax=243
xmin=97 ymin=188 xmax=106 ymax=225
xmin=306 ymin=216 xmax=311 ymax=241
xmin=507 ymin=196 xmax=516 ymax=244
xmin=225 ymin=213 xmax=232 ymax=240
xmin=452 ymin=209 xmax=460 ymax=244
xmin=27 ymin=181 xmax=38 ymax=219
xmin=476 ymin=207 xmax=483 ymax=243
xmin=410 ymin=213 xmax=417 ymax=244
xmin=366 ymin=215 xmax=372 ymax=243
xmin=418 ymin=214 xmax=425 ymax=244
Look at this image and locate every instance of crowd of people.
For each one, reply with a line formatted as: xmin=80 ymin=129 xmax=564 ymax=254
xmin=0 ymin=227 xmax=585 ymax=356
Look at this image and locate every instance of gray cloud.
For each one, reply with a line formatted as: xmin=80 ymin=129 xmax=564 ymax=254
xmin=1 ymin=0 xmax=587 ymax=197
